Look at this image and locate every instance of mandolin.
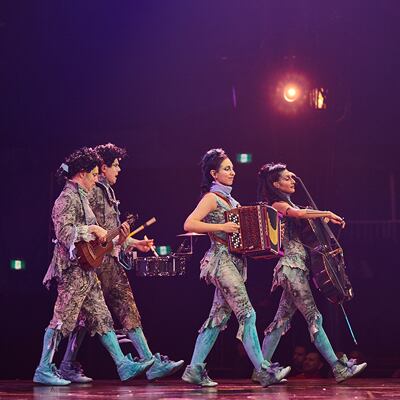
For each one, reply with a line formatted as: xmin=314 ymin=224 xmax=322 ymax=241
xmin=76 ymin=214 xmax=137 ymax=270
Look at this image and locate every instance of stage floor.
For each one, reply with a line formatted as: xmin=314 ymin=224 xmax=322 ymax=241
xmin=0 ymin=379 xmax=399 ymax=399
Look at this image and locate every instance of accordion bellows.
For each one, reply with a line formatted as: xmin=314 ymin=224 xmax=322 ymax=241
xmin=225 ymin=204 xmax=284 ymax=259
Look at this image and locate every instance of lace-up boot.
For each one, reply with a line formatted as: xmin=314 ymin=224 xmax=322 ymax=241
xmin=59 ymin=361 xmax=93 ymax=383
xmin=253 ymin=361 xmax=291 ymax=387
xmin=146 ymin=353 xmax=184 ymax=381
xmin=333 ymin=355 xmax=367 ymax=383
xmin=182 ymin=363 xmax=218 ymax=387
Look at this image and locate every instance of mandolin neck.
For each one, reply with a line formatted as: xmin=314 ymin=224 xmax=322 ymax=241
xmin=105 ymin=225 xmax=122 ymax=243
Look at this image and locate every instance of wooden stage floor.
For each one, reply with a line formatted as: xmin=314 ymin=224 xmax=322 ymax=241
xmin=1 ymin=379 xmax=399 ymax=399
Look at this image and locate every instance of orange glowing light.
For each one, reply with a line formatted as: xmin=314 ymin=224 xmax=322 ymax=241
xmin=283 ymin=85 xmax=300 ymax=102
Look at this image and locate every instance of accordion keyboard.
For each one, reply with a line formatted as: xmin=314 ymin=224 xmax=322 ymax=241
xmin=227 ymin=213 xmax=242 ymax=249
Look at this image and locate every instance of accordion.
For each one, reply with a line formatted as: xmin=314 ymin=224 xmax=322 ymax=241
xmin=225 ymin=204 xmax=283 ymax=259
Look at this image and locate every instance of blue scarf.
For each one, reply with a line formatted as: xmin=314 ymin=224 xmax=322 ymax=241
xmin=210 ymin=181 xmax=238 ymax=207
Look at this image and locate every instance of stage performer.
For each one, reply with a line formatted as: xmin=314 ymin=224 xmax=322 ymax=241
xmin=34 ymin=147 xmax=154 ymax=386
xmin=59 ymin=143 xmax=184 ymax=383
xmin=181 ymin=149 xmax=290 ymax=387
xmin=255 ymin=162 xmax=367 ymax=383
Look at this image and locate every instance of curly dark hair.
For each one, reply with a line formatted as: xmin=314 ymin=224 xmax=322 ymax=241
xmin=56 ymin=147 xmax=101 ymax=181
xmin=95 ymin=143 xmax=127 ymax=167
xmin=257 ymin=162 xmax=288 ymax=204
xmin=200 ymin=148 xmax=228 ymax=194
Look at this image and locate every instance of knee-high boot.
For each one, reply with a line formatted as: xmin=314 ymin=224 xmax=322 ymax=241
xmin=126 ymin=327 xmax=184 ymax=381
xmin=251 ymin=318 xmax=291 ymax=387
xmin=59 ymin=326 xmax=92 ymax=383
xmin=99 ymin=331 xmax=154 ymax=381
xmin=33 ymin=328 xmax=71 ymax=386
xmin=190 ymin=325 xmax=221 ymax=365
xmin=261 ymin=324 xmax=285 ymax=362
xmin=181 ymin=326 xmax=221 ymax=387
xmin=126 ymin=327 xmax=153 ymax=360
xmin=312 ymin=317 xmax=367 ymax=383
xmin=313 ymin=316 xmax=338 ymax=367
xmin=242 ymin=311 xmax=265 ymax=369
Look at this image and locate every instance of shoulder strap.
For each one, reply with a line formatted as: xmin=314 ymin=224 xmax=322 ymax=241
xmin=211 ymin=192 xmax=232 ymax=208
xmin=208 ymin=232 xmax=228 ymax=246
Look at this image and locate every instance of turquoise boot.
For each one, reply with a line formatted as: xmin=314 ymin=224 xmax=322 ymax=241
xmin=251 ymin=324 xmax=290 ymax=385
xmin=181 ymin=326 xmax=221 ymax=386
xmin=261 ymin=324 xmax=285 ymax=362
xmin=146 ymin=353 xmax=184 ymax=381
xmin=241 ymin=311 xmax=265 ymax=369
xmin=313 ymin=316 xmax=340 ymax=367
xmin=126 ymin=328 xmax=184 ymax=381
xmin=126 ymin=327 xmax=152 ymax=359
xmin=33 ymin=328 xmax=71 ymax=386
xmin=99 ymin=331 xmax=154 ymax=381
xmin=190 ymin=325 xmax=220 ymax=365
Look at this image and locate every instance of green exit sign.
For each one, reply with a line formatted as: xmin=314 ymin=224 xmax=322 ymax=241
xmin=236 ymin=153 xmax=252 ymax=164
xmin=10 ymin=259 xmax=26 ymax=270
xmin=155 ymin=245 xmax=171 ymax=256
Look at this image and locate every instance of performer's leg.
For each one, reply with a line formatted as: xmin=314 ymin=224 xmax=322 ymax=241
xmin=286 ymin=269 xmax=367 ymax=381
xmin=190 ymin=325 xmax=223 ymax=365
xmin=214 ymin=261 xmax=264 ymax=369
xmin=284 ymin=270 xmax=337 ymax=365
xmin=98 ymin=257 xmax=184 ymax=380
xmin=313 ymin=316 xmax=338 ymax=366
xmin=262 ymin=289 xmax=296 ymax=362
xmin=126 ymin=327 xmax=152 ymax=359
xmin=34 ymin=266 xmax=91 ymax=385
xmin=213 ymin=261 xmax=291 ymax=386
xmin=80 ymin=273 xmax=154 ymax=381
xmin=62 ymin=326 xmax=87 ymax=363
xmin=34 ymin=328 xmax=70 ymax=385
xmin=59 ymin=326 xmax=92 ymax=383
xmin=182 ymin=288 xmax=230 ymax=387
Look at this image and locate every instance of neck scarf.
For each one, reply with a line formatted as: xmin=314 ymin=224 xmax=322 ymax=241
xmin=210 ymin=181 xmax=237 ymax=207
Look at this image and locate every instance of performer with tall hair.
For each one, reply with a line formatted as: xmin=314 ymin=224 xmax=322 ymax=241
xmin=256 ymin=162 xmax=367 ymax=383
xmin=181 ymin=149 xmax=290 ymax=387
xmin=59 ymin=143 xmax=184 ymax=383
xmin=34 ymin=147 xmax=154 ymax=386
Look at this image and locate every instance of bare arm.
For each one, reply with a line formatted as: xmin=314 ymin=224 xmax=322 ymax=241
xmin=273 ymin=201 xmax=345 ymax=226
xmin=184 ymin=193 xmax=239 ymax=233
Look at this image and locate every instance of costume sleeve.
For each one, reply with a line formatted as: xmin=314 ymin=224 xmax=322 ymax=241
xmin=122 ymin=237 xmax=137 ymax=250
xmin=52 ymin=192 xmax=94 ymax=258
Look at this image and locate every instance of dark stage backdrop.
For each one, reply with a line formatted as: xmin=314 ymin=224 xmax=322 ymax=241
xmin=1 ymin=1 xmax=400 ymax=379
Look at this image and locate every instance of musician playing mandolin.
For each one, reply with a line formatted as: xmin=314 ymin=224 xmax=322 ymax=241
xmin=58 ymin=143 xmax=184 ymax=383
xmin=256 ymin=162 xmax=367 ymax=383
xmin=34 ymin=147 xmax=154 ymax=386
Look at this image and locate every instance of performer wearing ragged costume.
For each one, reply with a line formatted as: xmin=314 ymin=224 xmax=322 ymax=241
xmin=34 ymin=147 xmax=154 ymax=386
xmin=59 ymin=143 xmax=184 ymax=383
xmin=181 ymin=149 xmax=290 ymax=387
xmin=255 ymin=162 xmax=367 ymax=383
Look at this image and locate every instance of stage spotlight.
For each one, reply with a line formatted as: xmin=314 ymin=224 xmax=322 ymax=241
xmin=283 ymin=85 xmax=300 ymax=103
xmin=270 ymin=72 xmax=309 ymax=116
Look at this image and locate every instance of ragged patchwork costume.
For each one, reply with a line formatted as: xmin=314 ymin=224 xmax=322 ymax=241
xmin=260 ymin=198 xmax=367 ymax=382
xmin=34 ymin=180 xmax=153 ymax=386
xmin=60 ymin=174 xmax=183 ymax=382
xmin=182 ymin=182 xmax=290 ymax=387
